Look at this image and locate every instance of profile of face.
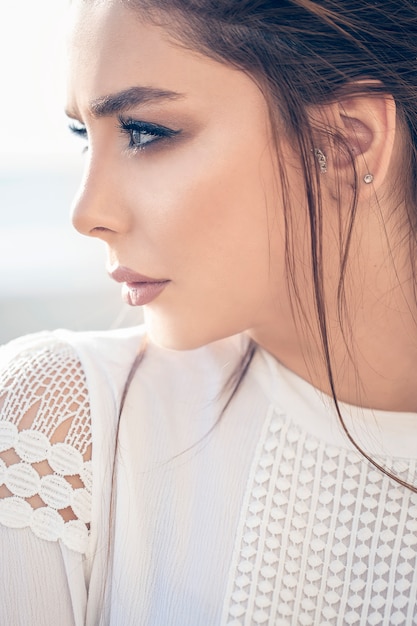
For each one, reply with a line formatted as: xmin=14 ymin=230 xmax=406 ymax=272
xmin=66 ymin=0 xmax=308 ymax=352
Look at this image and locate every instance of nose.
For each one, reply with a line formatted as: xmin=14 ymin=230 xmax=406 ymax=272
xmin=71 ymin=152 xmax=131 ymax=241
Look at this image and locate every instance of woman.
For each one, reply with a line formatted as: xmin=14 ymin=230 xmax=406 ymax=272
xmin=1 ymin=0 xmax=417 ymax=624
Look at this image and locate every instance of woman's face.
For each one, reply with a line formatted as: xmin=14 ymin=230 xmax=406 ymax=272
xmin=67 ymin=0 xmax=304 ymax=350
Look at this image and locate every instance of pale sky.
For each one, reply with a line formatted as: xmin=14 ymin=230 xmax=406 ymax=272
xmin=0 ymin=1 xmax=76 ymax=161
xmin=0 ymin=2 xmax=112 ymax=305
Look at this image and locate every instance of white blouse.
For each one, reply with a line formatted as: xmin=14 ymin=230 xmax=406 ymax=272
xmin=1 ymin=326 xmax=417 ymax=625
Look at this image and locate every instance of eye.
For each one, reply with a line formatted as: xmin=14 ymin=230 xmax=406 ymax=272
xmin=68 ymin=119 xmax=88 ymax=152
xmin=118 ymin=116 xmax=180 ymax=151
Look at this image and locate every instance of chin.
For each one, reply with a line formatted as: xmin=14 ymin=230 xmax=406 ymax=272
xmin=144 ymin=309 xmax=236 ymax=352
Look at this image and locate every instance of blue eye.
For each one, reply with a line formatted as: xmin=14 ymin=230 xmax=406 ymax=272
xmin=68 ymin=120 xmax=88 ymax=152
xmin=67 ymin=116 xmax=180 ymax=154
xmin=117 ymin=116 xmax=179 ymax=151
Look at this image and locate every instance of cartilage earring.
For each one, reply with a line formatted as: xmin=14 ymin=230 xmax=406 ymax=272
xmin=314 ymin=148 xmax=327 ymax=174
xmin=363 ymin=173 xmax=374 ymax=184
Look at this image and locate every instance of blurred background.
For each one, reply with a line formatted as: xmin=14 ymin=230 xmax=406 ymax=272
xmin=0 ymin=1 xmax=140 ymax=344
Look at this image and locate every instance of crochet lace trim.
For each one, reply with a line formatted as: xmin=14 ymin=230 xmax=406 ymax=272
xmin=0 ymin=339 xmax=92 ymax=553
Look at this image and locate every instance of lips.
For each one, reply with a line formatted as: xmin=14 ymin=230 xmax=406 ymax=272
xmin=109 ymin=266 xmax=170 ymax=306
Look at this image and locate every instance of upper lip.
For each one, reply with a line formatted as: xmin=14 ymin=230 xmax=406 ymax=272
xmin=109 ymin=266 xmax=168 ymax=284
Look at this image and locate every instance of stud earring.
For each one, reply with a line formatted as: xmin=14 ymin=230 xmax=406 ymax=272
xmin=363 ymin=173 xmax=374 ymax=184
xmin=314 ymin=148 xmax=327 ymax=174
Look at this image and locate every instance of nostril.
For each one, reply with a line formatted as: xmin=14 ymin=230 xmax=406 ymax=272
xmin=89 ymin=225 xmax=117 ymax=238
xmin=91 ymin=226 xmax=113 ymax=233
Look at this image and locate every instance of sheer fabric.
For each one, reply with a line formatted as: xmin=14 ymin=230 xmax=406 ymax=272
xmin=0 ymin=337 xmax=92 ymax=551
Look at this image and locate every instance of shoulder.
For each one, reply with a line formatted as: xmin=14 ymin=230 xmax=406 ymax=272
xmin=0 ymin=331 xmax=93 ymax=552
xmin=0 ymin=326 xmax=144 ymax=554
xmin=0 ymin=326 xmax=144 ymax=432
xmin=0 ymin=324 xmax=146 ymax=370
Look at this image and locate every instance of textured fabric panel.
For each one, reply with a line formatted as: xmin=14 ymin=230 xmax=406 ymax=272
xmin=222 ymin=407 xmax=417 ymax=626
xmin=0 ymin=338 xmax=92 ymax=553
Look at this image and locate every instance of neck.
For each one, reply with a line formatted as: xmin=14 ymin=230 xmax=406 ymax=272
xmin=251 ymin=288 xmax=417 ymax=413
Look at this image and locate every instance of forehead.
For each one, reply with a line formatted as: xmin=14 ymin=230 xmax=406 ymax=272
xmin=67 ymin=2 xmax=183 ymax=92
xmin=67 ymin=0 xmax=254 ymax=115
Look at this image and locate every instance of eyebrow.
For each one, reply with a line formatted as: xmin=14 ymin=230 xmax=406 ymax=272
xmin=66 ymin=85 xmax=184 ymax=119
xmin=90 ymin=86 xmax=183 ymax=117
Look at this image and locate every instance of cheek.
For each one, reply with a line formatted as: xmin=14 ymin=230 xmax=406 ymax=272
xmin=119 ymin=125 xmax=288 ymax=349
xmin=125 ymin=137 xmax=281 ymax=272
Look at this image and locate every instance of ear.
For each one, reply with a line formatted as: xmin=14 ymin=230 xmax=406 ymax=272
xmin=312 ymin=87 xmax=397 ymax=193
xmin=338 ymin=92 xmax=397 ymax=189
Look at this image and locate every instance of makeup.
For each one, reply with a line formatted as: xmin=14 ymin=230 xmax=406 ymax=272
xmin=110 ymin=267 xmax=170 ymax=306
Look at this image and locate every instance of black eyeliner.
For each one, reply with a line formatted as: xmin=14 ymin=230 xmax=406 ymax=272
xmin=68 ymin=121 xmax=87 ymax=137
xmin=117 ymin=115 xmax=180 ymax=149
xmin=117 ymin=115 xmax=180 ymax=137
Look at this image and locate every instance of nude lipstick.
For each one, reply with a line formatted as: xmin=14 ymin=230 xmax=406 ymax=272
xmin=109 ymin=266 xmax=170 ymax=306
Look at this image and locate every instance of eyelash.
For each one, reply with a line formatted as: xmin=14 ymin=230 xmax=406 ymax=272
xmin=68 ymin=117 xmax=179 ymax=152
xmin=68 ymin=121 xmax=88 ymax=152
xmin=118 ymin=116 xmax=179 ymax=151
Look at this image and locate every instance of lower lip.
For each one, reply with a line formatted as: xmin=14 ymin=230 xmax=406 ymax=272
xmin=122 ymin=281 xmax=169 ymax=306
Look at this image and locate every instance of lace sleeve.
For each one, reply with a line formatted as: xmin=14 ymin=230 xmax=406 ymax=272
xmin=0 ymin=336 xmax=92 ymax=554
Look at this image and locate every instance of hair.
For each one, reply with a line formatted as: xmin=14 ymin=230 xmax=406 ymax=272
xmin=118 ymin=0 xmax=417 ymax=489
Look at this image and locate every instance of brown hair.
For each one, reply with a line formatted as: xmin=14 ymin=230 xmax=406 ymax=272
xmin=117 ymin=0 xmax=417 ymax=490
